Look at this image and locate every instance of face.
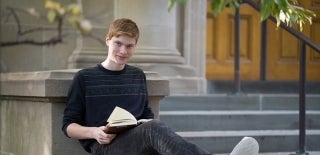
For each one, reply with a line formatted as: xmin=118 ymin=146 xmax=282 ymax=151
xmin=106 ymin=35 xmax=136 ymax=67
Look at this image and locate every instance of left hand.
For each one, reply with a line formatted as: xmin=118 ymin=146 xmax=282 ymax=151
xmin=95 ymin=126 xmax=117 ymax=144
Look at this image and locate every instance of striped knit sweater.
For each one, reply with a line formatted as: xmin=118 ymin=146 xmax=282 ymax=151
xmin=62 ymin=64 xmax=154 ymax=153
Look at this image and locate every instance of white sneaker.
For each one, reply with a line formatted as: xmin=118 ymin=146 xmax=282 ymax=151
xmin=230 ymin=137 xmax=259 ymax=155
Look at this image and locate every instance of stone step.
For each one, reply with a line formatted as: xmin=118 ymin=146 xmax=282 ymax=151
xmin=159 ymin=94 xmax=320 ymax=154
xmin=253 ymin=151 xmax=320 ymax=155
xmin=177 ymin=130 xmax=320 ymax=154
xmin=207 ymin=80 xmax=320 ymax=94
xmin=159 ymin=94 xmax=320 ymax=111
xmin=160 ymin=110 xmax=320 ymax=131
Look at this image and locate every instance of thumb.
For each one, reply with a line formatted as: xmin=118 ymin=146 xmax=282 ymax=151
xmin=99 ymin=125 xmax=107 ymax=132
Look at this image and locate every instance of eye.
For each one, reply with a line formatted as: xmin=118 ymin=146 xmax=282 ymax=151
xmin=116 ymin=42 xmax=121 ymax=47
xmin=126 ymin=44 xmax=134 ymax=49
xmin=114 ymin=41 xmax=122 ymax=47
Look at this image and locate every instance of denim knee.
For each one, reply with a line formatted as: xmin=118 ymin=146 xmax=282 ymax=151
xmin=141 ymin=119 xmax=165 ymax=130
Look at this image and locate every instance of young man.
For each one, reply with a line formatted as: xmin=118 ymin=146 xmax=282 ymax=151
xmin=62 ymin=18 xmax=259 ymax=155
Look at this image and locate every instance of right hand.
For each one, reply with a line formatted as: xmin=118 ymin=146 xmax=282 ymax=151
xmin=92 ymin=126 xmax=116 ymax=144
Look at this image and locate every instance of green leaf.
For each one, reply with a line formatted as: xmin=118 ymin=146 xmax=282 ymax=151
xmin=67 ymin=16 xmax=78 ymax=29
xmin=260 ymin=0 xmax=273 ymax=21
xmin=210 ymin=0 xmax=227 ymax=16
xmin=168 ymin=0 xmax=316 ymax=31
xmin=47 ymin=10 xmax=56 ymax=23
xmin=275 ymin=0 xmax=288 ymax=10
xmin=167 ymin=0 xmax=187 ymax=12
xmin=167 ymin=0 xmax=175 ymax=11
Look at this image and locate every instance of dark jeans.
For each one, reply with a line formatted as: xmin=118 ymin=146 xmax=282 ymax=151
xmin=91 ymin=120 xmax=212 ymax=155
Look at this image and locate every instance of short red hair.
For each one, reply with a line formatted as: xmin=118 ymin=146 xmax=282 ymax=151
xmin=106 ymin=18 xmax=140 ymax=44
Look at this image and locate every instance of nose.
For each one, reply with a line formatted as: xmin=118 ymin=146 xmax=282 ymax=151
xmin=119 ymin=46 xmax=127 ymax=54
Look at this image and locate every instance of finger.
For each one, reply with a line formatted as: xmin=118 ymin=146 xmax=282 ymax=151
xmin=106 ymin=134 xmax=116 ymax=138
xmin=98 ymin=138 xmax=110 ymax=144
xmin=101 ymin=134 xmax=116 ymax=144
xmin=97 ymin=135 xmax=111 ymax=144
xmin=99 ymin=133 xmax=108 ymax=139
xmin=99 ymin=126 xmax=107 ymax=132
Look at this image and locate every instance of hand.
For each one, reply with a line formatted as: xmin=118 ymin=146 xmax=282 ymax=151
xmin=92 ymin=126 xmax=116 ymax=144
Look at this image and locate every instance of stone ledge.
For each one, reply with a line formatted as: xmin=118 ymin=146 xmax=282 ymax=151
xmin=0 ymin=69 xmax=169 ymax=155
xmin=0 ymin=69 xmax=169 ymax=97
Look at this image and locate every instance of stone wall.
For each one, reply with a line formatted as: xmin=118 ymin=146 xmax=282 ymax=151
xmin=0 ymin=70 xmax=169 ymax=155
xmin=1 ymin=0 xmax=207 ymax=94
xmin=0 ymin=0 xmax=113 ymax=73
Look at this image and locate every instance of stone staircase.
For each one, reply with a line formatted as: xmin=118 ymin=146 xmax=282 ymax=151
xmin=159 ymin=94 xmax=320 ymax=154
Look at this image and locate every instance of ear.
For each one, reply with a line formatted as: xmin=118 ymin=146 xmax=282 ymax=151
xmin=105 ymin=37 xmax=110 ymax=46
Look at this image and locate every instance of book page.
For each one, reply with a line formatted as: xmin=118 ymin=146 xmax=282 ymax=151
xmin=107 ymin=106 xmax=137 ymax=127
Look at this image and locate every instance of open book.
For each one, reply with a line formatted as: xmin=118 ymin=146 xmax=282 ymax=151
xmin=106 ymin=106 xmax=151 ymax=134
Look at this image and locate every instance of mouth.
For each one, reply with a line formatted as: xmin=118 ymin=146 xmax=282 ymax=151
xmin=116 ymin=55 xmax=128 ymax=60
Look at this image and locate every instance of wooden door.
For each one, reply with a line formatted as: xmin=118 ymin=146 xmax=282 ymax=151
xmin=266 ymin=0 xmax=320 ymax=81
xmin=206 ymin=1 xmax=320 ymax=81
xmin=206 ymin=3 xmax=261 ymax=80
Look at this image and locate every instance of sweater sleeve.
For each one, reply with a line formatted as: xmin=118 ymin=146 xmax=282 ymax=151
xmin=140 ymin=73 xmax=155 ymax=119
xmin=62 ymin=71 xmax=86 ymax=137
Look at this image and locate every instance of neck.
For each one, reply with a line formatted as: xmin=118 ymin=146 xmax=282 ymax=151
xmin=101 ymin=59 xmax=125 ymax=71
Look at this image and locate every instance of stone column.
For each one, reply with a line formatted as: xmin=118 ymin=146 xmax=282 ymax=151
xmin=115 ymin=0 xmax=183 ymax=64
xmin=114 ymin=0 xmax=202 ymax=94
xmin=68 ymin=0 xmax=205 ymax=94
xmin=67 ymin=0 xmax=114 ymax=68
xmin=183 ymin=0 xmax=207 ymax=93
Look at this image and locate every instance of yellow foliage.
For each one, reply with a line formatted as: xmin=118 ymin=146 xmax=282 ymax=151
xmin=45 ymin=0 xmax=61 ymax=11
xmin=67 ymin=4 xmax=81 ymax=16
xmin=43 ymin=0 xmax=92 ymax=34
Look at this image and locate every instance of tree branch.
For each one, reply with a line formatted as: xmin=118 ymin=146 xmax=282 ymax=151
xmin=7 ymin=7 xmax=23 ymax=36
xmin=1 ymin=37 xmax=62 ymax=46
xmin=20 ymin=27 xmax=57 ymax=36
xmin=1 ymin=5 xmax=104 ymax=47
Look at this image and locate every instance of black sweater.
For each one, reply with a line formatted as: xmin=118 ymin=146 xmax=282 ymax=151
xmin=62 ymin=64 xmax=154 ymax=153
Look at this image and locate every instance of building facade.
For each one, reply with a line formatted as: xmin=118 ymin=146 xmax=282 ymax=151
xmin=1 ymin=0 xmax=319 ymax=94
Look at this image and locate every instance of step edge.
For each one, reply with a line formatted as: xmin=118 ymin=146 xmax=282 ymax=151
xmin=166 ymin=94 xmax=320 ymax=97
xmin=176 ymin=129 xmax=320 ymax=137
xmin=160 ymin=110 xmax=320 ymax=115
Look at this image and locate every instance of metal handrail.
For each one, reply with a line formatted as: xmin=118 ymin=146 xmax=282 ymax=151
xmin=235 ymin=0 xmax=320 ymax=154
xmin=234 ymin=7 xmax=241 ymax=94
xmin=244 ymin=0 xmax=320 ymax=53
